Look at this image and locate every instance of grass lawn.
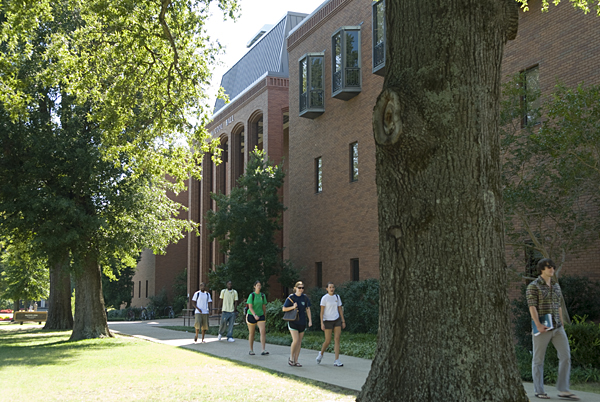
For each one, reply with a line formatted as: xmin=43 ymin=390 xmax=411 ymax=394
xmin=0 ymin=323 xmax=357 ymax=402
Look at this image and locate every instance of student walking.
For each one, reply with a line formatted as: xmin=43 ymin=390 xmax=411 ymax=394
xmin=316 ymin=282 xmax=345 ymax=367
xmin=191 ymin=282 xmax=212 ymax=343
xmin=246 ymin=280 xmax=268 ymax=355
xmin=527 ymin=258 xmax=579 ymax=401
xmin=283 ymin=281 xmax=312 ymax=367
xmin=217 ymin=281 xmax=238 ymax=342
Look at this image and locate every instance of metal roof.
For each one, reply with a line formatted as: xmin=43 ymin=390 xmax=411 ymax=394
xmin=213 ymin=12 xmax=308 ymax=114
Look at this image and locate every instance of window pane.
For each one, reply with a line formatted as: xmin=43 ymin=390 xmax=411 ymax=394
xmin=345 ymin=30 xmax=359 ymax=68
xmin=310 ymin=56 xmax=324 ymax=107
xmin=315 ymin=157 xmax=322 ymax=193
xmin=375 ymin=2 xmax=385 ymax=45
xmin=334 ymin=33 xmax=342 ymax=72
xmin=350 ymin=142 xmax=358 ymax=182
xmin=300 ymin=59 xmax=308 ymax=94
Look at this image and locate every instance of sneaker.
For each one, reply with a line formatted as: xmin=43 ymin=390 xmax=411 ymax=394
xmin=227 ymin=338 xmax=235 ymax=342
xmin=333 ymin=359 xmax=343 ymax=367
xmin=217 ymin=334 xmax=222 ymax=341
xmin=316 ymin=352 xmax=323 ymax=364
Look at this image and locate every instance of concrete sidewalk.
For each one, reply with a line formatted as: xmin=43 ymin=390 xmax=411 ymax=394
xmin=108 ymin=319 xmax=599 ymax=401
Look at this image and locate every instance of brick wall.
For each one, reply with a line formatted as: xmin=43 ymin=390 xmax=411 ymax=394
xmin=502 ymin=1 xmax=600 ymax=299
xmin=287 ymin=0 xmax=383 ymax=288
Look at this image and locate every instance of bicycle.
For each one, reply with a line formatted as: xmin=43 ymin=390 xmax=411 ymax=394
xmin=126 ymin=309 xmax=135 ymax=321
xmin=164 ymin=306 xmax=175 ymax=319
xmin=141 ymin=307 xmax=149 ymax=320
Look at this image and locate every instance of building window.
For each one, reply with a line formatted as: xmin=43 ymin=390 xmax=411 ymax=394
xmin=299 ymin=53 xmax=325 ymax=119
xmin=138 ymin=281 xmax=141 ymax=298
xmin=332 ymin=26 xmax=362 ymax=100
xmin=351 ymin=258 xmax=359 ymax=281
xmin=521 ymin=65 xmax=540 ymax=127
xmin=349 ymin=142 xmax=358 ymax=182
xmin=316 ymin=262 xmax=323 ymax=288
xmin=372 ymin=0 xmax=386 ymax=76
xmin=315 ymin=157 xmax=323 ymax=193
xmin=145 ymin=280 xmax=148 ymax=298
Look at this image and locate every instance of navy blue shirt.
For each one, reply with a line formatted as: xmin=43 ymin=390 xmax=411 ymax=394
xmin=284 ymin=294 xmax=311 ymax=326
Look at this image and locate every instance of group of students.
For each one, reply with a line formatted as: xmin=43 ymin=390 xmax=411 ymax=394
xmin=191 ymin=279 xmax=346 ymax=368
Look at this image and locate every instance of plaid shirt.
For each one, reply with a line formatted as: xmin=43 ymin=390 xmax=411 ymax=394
xmin=526 ymin=276 xmax=563 ymax=328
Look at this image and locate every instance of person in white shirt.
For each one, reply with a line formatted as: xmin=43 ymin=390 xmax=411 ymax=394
xmin=316 ymin=282 xmax=346 ymax=367
xmin=217 ymin=281 xmax=238 ymax=342
xmin=191 ymin=282 xmax=212 ymax=343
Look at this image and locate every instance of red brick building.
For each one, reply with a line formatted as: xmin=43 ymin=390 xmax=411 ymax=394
xmin=165 ymin=0 xmax=599 ymax=307
xmin=187 ymin=12 xmax=308 ymax=303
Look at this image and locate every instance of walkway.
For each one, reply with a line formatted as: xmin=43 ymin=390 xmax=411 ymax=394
xmin=108 ymin=318 xmax=599 ymax=401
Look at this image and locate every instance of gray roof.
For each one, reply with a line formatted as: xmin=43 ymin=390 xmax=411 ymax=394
xmin=213 ymin=12 xmax=307 ymax=114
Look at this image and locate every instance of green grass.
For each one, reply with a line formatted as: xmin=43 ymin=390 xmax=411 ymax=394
xmin=164 ymin=325 xmax=377 ymax=359
xmin=0 ymin=324 xmax=357 ymax=402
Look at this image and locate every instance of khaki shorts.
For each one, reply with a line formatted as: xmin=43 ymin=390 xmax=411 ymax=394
xmin=195 ymin=313 xmax=209 ymax=330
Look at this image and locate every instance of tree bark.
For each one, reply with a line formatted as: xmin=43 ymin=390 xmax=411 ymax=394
xmin=358 ymin=1 xmax=526 ymax=401
xmin=70 ymin=254 xmax=112 ymax=341
xmin=44 ymin=260 xmax=73 ymax=330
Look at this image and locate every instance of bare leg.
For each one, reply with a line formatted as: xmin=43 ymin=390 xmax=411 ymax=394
xmin=248 ymin=323 xmax=256 ymax=352
xmin=289 ymin=329 xmax=300 ymax=362
xmin=194 ymin=328 xmax=199 ymax=342
xmin=293 ymin=331 xmax=305 ymax=363
xmin=333 ymin=326 xmax=342 ymax=360
xmin=321 ymin=328 xmax=332 ymax=354
xmin=257 ymin=321 xmax=267 ymax=351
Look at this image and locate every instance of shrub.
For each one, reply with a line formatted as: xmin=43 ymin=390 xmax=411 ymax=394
xmin=511 ymin=282 xmax=533 ymax=351
xmin=307 ymin=286 xmax=327 ymax=331
xmin=264 ymin=299 xmax=287 ymax=333
xmin=337 ymin=278 xmax=379 ymax=334
xmin=148 ymin=288 xmax=169 ymax=317
xmin=560 ymin=275 xmax=600 ymax=322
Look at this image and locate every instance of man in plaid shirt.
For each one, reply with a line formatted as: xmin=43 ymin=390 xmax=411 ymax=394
xmin=526 ymin=258 xmax=578 ymax=400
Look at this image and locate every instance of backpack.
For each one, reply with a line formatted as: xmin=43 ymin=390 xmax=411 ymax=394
xmin=244 ymin=292 xmax=266 ymax=316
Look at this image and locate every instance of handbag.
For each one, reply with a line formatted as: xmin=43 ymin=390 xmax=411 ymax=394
xmin=282 ymin=296 xmax=299 ymax=322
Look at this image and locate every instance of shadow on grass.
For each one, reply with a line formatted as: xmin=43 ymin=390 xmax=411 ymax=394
xmin=0 ymin=326 xmax=129 ymax=369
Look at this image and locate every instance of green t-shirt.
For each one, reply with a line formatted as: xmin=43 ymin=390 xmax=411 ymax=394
xmin=246 ymin=292 xmax=266 ymax=316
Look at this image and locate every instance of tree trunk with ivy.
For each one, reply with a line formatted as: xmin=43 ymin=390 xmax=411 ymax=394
xmin=358 ymin=1 xmax=528 ymax=401
xmin=44 ymin=260 xmax=73 ymax=330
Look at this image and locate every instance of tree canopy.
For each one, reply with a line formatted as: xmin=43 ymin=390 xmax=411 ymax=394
xmin=501 ymin=76 xmax=600 ymax=273
xmin=0 ymin=0 xmax=239 ymax=339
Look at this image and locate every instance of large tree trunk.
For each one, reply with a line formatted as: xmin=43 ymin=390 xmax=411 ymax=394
xmin=70 ymin=254 xmax=112 ymax=341
xmin=358 ymin=1 xmax=526 ymax=401
xmin=44 ymin=261 xmax=73 ymax=330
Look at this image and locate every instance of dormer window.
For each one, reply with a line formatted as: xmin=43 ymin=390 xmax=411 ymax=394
xmin=299 ymin=53 xmax=325 ymax=119
xmin=372 ymin=0 xmax=386 ymax=76
xmin=332 ymin=27 xmax=361 ymax=100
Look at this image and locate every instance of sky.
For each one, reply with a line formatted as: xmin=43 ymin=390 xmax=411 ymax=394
xmin=204 ymin=0 xmax=327 ymax=112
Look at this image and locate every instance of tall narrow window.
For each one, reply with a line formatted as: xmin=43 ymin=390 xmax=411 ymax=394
xmin=349 ymin=142 xmax=358 ymax=182
xmin=299 ymin=53 xmax=325 ymax=119
xmin=372 ymin=0 xmax=386 ymax=75
xmin=138 ymin=281 xmax=141 ymax=298
xmin=315 ymin=157 xmax=323 ymax=193
xmin=351 ymin=259 xmax=359 ymax=282
xmin=145 ymin=280 xmax=148 ymax=298
xmin=316 ymin=262 xmax=323 ymax=289
xmin=521 ymin=65 xmax=540 ymax=127
xmin=524 ymin=241 xmax=543 ymax=278
xmin=332 ymin=27 xmax=362 ymax=100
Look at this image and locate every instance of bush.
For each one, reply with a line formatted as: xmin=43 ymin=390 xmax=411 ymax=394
xmin=560 ymin=275 xmax=600 ymax=322
xmin=307 ymin=279 xmax=379 ymax=334
xmin=149 ymin=288 xmax=169 ymax=317
xmin=337 ymin=278 xmax=379 ymax=334
xmin=511 ymin=282 xmax=533 ymax=351
xmin=264 ymin=299 xmax=287 ymax=333
xmin=307 ymin=286 xmax=327 ymax=331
